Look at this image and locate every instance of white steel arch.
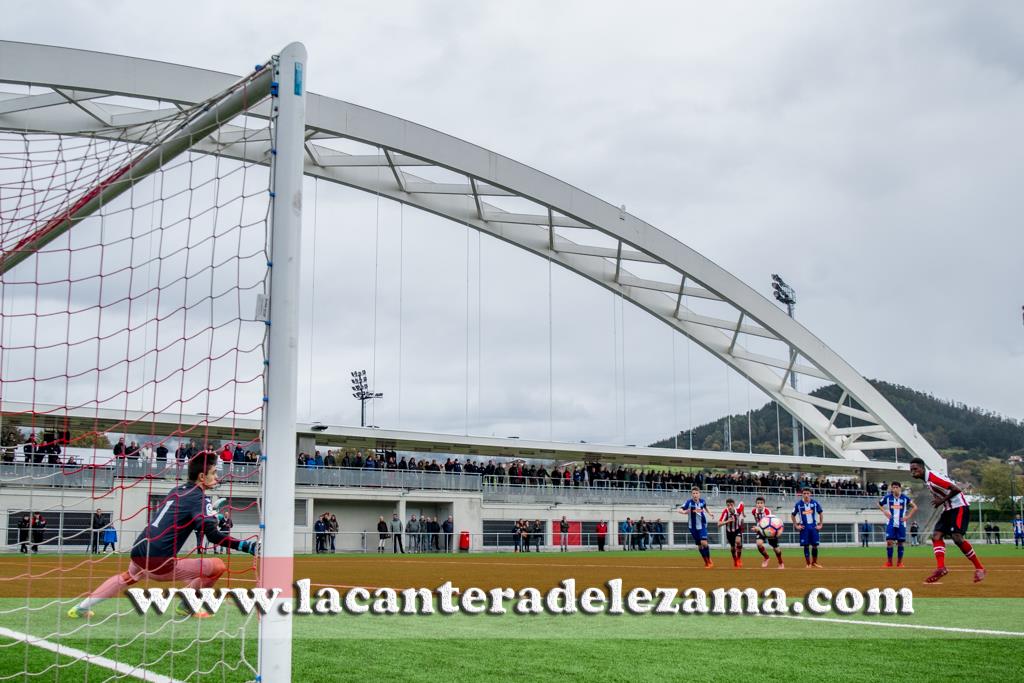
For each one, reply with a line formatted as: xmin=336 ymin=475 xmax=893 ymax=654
xmin=0 ymin=41 xmax=944 ymax=471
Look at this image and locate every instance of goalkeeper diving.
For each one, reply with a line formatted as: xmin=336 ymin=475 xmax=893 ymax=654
xmin=69 ymin=451 xmax=259 ymax=619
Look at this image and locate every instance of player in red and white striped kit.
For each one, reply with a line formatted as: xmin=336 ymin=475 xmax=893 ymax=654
xmin=718 ymin=499 xmax=745 ymax=568
xmin=909 ymin=457 xmax=985 ymax=584
xmin=750 ymin=496 xmax=784 ymax=569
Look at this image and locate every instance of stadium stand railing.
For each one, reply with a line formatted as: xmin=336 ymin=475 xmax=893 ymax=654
xmin=0 ymin=460 xmax=883 ymax=508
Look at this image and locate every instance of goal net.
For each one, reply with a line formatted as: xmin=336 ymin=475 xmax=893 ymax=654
xmin=0 ymin=49 xmax=301 ymax=682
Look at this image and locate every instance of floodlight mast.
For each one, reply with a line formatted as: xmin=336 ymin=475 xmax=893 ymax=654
xmin=351 ymin=369 xmax=383 ymax=427
xmin=771 ymin=274 xmax=800 ymax=458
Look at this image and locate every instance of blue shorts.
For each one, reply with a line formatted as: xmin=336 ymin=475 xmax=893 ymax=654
xmin=886 ymin=525 xmax=907 ymax=542
xmin=799 ymin=526 xmax=820 ymax=546
xmin=689 ymin=527 xmax=708 ymax=544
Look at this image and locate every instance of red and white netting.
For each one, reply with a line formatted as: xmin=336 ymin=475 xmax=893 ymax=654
xmin=0 ymin=74 xmax=273 ymax=681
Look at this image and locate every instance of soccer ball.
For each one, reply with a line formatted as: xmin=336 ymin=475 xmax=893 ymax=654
xmin=758 ymin=516 xmax=784 ymax=538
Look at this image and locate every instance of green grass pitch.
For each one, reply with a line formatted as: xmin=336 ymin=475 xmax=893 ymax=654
xmin=1 ymin=545 xmax=1021 ymax=681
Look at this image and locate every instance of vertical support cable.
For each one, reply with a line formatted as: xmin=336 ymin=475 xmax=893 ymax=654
xmin=397 ymin=204 xmax=404 ymax=428
xmin=685 ymin=317 xmax=693 ymax=450
xmin=776 ymin=401 xmax=782 ymax=455
xmin=746 ymin=381 xmax=752 ymax=454
xmin=548 ymin=256 xmax=553 ymax=441
xmin=307 ymin=177 xmax=319 ymax=420
xmin=371 ymin=150 xmax=381 ymax=428
xmin=672 ymin=331 xmax=678 ymax=450
xmin=465 ymin=226 xmax=471 ymax=436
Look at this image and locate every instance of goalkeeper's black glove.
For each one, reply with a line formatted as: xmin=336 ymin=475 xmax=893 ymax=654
xmin=238 ymin=539 xmax=261 ymax=556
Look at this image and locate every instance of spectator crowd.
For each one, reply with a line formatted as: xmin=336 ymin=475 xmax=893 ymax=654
xmin=294 ymin=450 xmax=874 ymax=497
xmin=6 ymin=432 xmax=874 ymax=499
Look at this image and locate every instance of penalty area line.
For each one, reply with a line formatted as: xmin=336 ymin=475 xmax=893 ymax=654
xmin=0 ymin=626 xmax=186 ymax=683
xmin=762 ymin=614 xmax=1024 ymax=637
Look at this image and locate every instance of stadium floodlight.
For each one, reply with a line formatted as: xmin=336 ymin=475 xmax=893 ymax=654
xmin=1010 ymin=455 xmax=1023 ymax=518
xmin=771 ymin=273 xmax=800 ymax=457
xmin=351 ymin=369 xmax=383 ymax=427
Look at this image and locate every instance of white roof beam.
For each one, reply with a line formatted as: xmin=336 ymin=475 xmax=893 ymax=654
xmin=482 ymin=210 xmax=588 ymax=229
xmin=0 ymin=89 xmax=105 ymax=115
xmin=619 ymin=273 xmax=721 ymax=301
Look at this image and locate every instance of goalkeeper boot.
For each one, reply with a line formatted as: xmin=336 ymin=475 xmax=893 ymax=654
xmin=175 ymin=605 xmax=212 ymax=619
xmin=67 ymin=606 xmax=94 ymax=619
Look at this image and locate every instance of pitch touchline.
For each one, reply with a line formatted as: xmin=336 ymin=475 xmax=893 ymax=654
xmin=764 ymin=614 xmax=1024 ymax=637
xmin=0 ymin=626 xmax=186 ymax=683
xmin=334 ymin=559 xmax=1024 ymax=572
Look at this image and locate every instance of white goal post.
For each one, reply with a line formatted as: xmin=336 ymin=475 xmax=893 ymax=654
xmin=259 ymin=41 xmax=306 ymax=682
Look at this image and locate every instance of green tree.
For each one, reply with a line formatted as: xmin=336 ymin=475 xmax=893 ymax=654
xmin=1 ymin=422 xmax=23 ymax=447
xmin=71 ymin=430 xmax=112 ymax=449
xmin=979 ymin=462 xmax=1017 ymax=514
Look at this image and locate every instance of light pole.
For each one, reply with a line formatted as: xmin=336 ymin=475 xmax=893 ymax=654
xmin=1010 ymin=455 xmax=1023 ymax=519
xmin=350 ymin=370 xmax=383 ymax=428
xmin=771 ymin=274 xmax=799 ymax=457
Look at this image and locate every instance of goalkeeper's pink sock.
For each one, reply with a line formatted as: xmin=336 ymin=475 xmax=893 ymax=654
xmin=77 ymin=571 xmax=134 ymax=611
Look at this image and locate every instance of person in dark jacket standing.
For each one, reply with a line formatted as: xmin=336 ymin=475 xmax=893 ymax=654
xmin=91 ymin=509 xmax=107 ymax=553
xmin=314 ymin=515 xmax=327 ymax=553
xmin=327 ymin=513 xmax=339 ymax=553
xmin=376 ymin=516 xmax=389 ymax=553
xmin=214 ymin=512 xmax=233 ymax=554
xmin=559 ymin=516 xmax=570 ymax=552
xmin=17 ymin=514 xmax=31 ymax=553
xmin=31 ymin=512 xmax=46 ymax=553
xmin=442 ymin=516 xmax=454 ymax=553
xmin=531 ymin=519 xmax=543 ymax=552
xmin=652 ymin=519 xmax=665 ymax=550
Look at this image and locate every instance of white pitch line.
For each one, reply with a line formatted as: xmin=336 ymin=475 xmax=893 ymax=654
xmin=0 ymin=626 xmax=186 ymax=683
xmin=764 ymin=614 xmax=1024 ymax=637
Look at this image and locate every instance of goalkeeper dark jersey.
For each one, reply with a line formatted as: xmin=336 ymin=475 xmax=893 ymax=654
xmin=131 ymin=484 xmax=240 ymax=564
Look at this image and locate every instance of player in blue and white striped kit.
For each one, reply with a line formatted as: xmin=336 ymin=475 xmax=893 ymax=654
xmin=1013 ymin=516 xmax=1024 ymax=549
xmin=878 ymin=481 xmax=918 ymax=567
xmin=677 ymin=487 xmax=714 ymax=568
xmin=791 ymin=488 xmax=824 ymax=568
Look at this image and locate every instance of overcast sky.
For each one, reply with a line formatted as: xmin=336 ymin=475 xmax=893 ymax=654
xmin=4 ymin=1 xmax=1023 ymax=447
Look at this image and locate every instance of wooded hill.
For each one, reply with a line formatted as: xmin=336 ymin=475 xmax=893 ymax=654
xmin=650 ymin=380 xmax=1024 ymax=486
